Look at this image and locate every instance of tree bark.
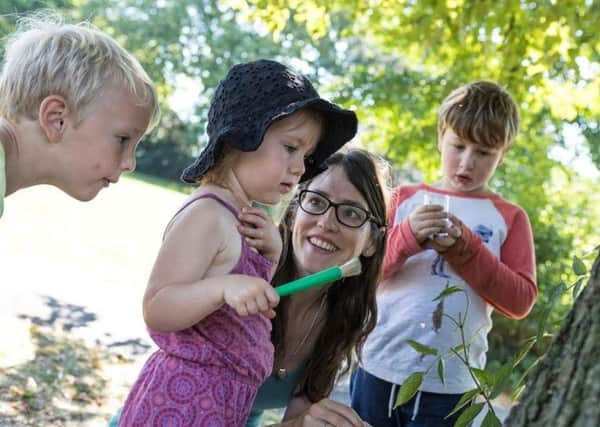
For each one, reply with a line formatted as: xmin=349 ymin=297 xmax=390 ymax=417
xmin=505 ymin=251 xmax=600 ymax=427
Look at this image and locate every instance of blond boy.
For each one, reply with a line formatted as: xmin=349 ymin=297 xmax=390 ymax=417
xmin=0 ymin=12 xmax=160 ymax=217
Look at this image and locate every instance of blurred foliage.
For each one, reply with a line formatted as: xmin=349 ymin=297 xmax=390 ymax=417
xmin=1 ymin=0 xmax=599 ymax=388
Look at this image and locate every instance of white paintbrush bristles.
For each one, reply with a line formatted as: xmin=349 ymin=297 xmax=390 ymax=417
xmin=339 ymin=257 xmax=362 ymax=278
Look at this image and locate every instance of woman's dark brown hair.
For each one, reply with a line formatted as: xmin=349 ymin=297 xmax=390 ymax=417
xmin=271 ymin=148 xmax=389 ymax=402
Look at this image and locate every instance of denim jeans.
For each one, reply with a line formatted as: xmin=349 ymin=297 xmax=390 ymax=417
xmin=350 ymin=367 xmax=465 ymax=427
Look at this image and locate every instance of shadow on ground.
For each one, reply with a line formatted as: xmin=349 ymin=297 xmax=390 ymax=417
xmin=18 ymin=296 xmax=97 ymax=332
xmin=17 ymin=296 xmax=151 ymax=356
xmin=0 ymin=326 xmax=113 ymax=426
xmin=1 ymin=297 xmax=150 ymax=426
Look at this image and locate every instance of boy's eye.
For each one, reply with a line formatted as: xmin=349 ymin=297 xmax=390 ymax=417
xmin=117 ymin=136 xmax=129 ymax=144
xmin=284 ymin=144 xmax=298 ymax=153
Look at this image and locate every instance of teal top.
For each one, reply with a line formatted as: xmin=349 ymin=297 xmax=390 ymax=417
xmin=0 ymin=142 xmax=5 ymax=218
xmin=246 ymin=368 xmax=304 ymax=427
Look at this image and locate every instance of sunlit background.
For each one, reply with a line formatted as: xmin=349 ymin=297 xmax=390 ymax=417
xmin=1 ymin=1 xmax=599 ymax=425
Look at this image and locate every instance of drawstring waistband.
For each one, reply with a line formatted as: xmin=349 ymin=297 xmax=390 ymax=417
xmin=388 ymin=385 xmax=423 ymax=420
xmin=388 ymin=383 xmax=397 ymax=418
xmin=411 ymin=390 xmax=422 ymax=420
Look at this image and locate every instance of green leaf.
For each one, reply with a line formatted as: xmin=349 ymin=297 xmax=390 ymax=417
xmin=490 ymin=360 xmax=514 ymax=399
xmin=447 ymin=389 xmax=478 ymax=418
xmin=481 ymin=409 xmax=503 ymax=427
xmin=437 ymin=358 xmax=445 ymax=386
xmin=453 ymin=402 xmax=485 ymax=427
xmin=572 ymin=277 xmax=584 ymax=299
xmin=394 ymin=372 xmax=424 ymax=408
xmin=472 ymin=368 xmax=495 ymax=391
xmin=513 ymin=336 xmax=537 ymax=367
xmin=452 ymin=344 xmax=466 ymax=354
xmin=406 ymin=340 xmax=438 ymax=356
xmin=572 ymin=256 xmax=587 ymax=276
xmin=432 ymin=285 xmax=463 ymax=301
xmin=536 ymin=306 xmax=552 ymax=344
xmin=536 ymin=281 xmax=566 ymax=342
xmin=512 ymin=384 xmax=526 ymax=401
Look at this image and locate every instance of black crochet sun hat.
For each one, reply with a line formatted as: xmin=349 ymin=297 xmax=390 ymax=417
xmin=181 ymin=59 xmax=358 ymax=184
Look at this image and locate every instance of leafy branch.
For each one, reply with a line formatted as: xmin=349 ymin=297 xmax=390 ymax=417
xmin=392 ymin=253 xmax=593 ymax=427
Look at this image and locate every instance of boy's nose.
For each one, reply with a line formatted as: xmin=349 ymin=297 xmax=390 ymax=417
xmin=460 ymin=152 xmax=476 ymax=170
xmin=121 ymin=151 xmax=137 ymax=172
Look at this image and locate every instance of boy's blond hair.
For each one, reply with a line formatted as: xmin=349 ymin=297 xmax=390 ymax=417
xmin=0 ymin=11 xmax=160 ymax=131
xmin=438 ymin=80 xmax=519 ymax=150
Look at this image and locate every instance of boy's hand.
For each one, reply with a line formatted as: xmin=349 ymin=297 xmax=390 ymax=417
xmin=223 ymin=276 xmax=280 ymax=319
xmin=238 ymin=206 xmax=283 ymax=262
xmin=429 ymin=214 xmax=463 ymax=252
xmin=408 ymin=204 xmax=451 ymax=244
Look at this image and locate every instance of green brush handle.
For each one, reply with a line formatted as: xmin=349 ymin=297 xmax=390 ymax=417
xmin=276 ymin=266 xmax=342 ymax=296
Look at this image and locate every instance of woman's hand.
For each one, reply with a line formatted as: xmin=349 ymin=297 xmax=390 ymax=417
xmin=281 ymin=399 xmax=371 ymax=427
xmin=238 ymin=206 xmax=283 ymax=262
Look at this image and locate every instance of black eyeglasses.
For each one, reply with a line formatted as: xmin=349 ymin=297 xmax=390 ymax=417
xmin=298 ymin=190 xmax=376 ymax=228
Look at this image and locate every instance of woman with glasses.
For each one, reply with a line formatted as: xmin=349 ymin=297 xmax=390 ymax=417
xmin=246 ymin=149 xmax=389 ymax=427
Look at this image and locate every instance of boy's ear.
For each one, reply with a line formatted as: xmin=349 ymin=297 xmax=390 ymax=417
xmin=38 ymin=95 xmax=70 ymax=143
xmin=498 ymin=149 xmax=506 ymax=165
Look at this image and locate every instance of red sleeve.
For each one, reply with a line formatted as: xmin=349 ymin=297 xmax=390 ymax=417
xmin=382 ymin=187 xmax=424 ymax=280
xmin=441 ymin=206 xmax=537 ymax=319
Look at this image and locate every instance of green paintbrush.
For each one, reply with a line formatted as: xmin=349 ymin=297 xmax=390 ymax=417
xmin=276 ymin=257 xmax=362 ymax=296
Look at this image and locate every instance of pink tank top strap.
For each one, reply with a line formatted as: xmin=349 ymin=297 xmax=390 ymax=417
xmin=163 ymin=192 xmax=240 ymax=239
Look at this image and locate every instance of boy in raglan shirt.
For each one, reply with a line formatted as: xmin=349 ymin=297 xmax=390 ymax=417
xmin=351 ymin=81 xmax=537 ymax=427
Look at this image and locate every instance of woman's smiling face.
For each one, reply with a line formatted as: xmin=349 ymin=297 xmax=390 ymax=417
xmin=292 ymin=165 xmax=375 ymax=276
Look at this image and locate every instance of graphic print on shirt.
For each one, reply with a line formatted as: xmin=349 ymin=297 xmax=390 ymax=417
xmin=430 ymin=224 xmax=494 ymax=278
xmin=431 ymin=281 xmax=450 ymax=333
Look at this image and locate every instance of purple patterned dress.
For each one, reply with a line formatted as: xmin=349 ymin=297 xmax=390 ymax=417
xmin=119 ymin=194 xmax=275 ymax=427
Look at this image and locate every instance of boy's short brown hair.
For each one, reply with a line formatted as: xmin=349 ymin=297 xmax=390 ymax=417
xmin=438 ymin=81 xmax=519 ymax=150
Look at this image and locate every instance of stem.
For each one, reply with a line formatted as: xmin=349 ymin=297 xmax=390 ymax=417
xmin=453 ymin=321 xmax=498 ymax=418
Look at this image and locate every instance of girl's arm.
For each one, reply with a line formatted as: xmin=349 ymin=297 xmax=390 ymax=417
xmin=143 ymin=199 xmax=279 ymax=332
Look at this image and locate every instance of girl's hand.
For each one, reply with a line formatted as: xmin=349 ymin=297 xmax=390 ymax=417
xmin=223 ymin=276 xmax=280 ymax=319
xmin=285 ymin=399 xmax=371 ymax=427
xmin=408 ymin=204 xmax=450 ymax=244
xmin=238 ymin=206 xmax=283 ymax=262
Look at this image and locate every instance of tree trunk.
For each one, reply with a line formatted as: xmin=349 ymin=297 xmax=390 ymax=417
xmin=505 ymin=251 xmax=600 ymax=427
